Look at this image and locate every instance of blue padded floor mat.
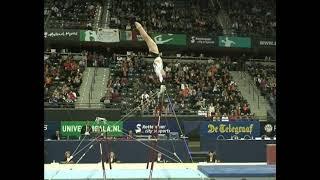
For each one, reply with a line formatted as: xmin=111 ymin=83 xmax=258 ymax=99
xmin=198 ymin=165 xmax=276 ymax=177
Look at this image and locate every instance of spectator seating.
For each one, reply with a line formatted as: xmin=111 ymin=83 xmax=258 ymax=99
xmin=109 ymin=0 xmax=222 ymax=36
xmin=106 ymin=54 xmax=255 ymax=120
xmin=221 ymin=0 xmax=276 ymax=37
xmin=45 ymin=0 xmax=101 ymax=29
xmin=44 ymin=0 xmax=275 ymax=37
xmin=44 ymin=52 xmax=85 ymax=108
xmin=247 ymin=62 xmax=276 ymax=112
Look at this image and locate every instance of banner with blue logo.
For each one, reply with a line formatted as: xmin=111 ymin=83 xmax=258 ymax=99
xmin=200 ymin=121 xmax=260 ymax=139
xmin=123 ymin=120 xmax=181 ymax=135
xmin=44 ymin=121 xmax=60 ymax=139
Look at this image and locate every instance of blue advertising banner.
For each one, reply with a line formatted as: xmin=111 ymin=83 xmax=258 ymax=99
xmin=200 ymin=121 xmax=260 ymax=139
xmin=123 ymin=120 xmax=181 ymax=135
xmin=44 ymin=121 xmax=60 ymax=139
xmin=183 ymin=121 xmax=205 ymax=137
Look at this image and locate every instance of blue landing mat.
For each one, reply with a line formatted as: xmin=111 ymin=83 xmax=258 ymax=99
xmin=198 ymin=165 xmax=276 ymax=177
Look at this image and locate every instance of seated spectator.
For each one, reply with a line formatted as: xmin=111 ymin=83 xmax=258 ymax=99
xmin=63 ymin=151 xmax=74 ymax=164
xmin=126 ymin=130 xmax=135 ymax=139
xmin=228 ymin=111 xmax=237 ymax=121
xmin=156 ymin=152 xmax=166 ymax=163
xmin=51 ymin=130 xmax=61 ymax=140
xmin=95 ymin=127 xmax=105 ymax=137
xmin=81 ymin=121 xmax=93 ymax=136
xmin=221 ymin=113 xmax=229 ymax=121
xmin=106 ymin=151 xmax=118 ymax=163
xmin=213 ymin=113 xmax=221 ymax=121
xmin=141 ymin=91 xmax=150 ymax=105
xmin=242 ymin=103 xmax=250 ymax=115
xmin=207 ymin=151 xmax=217 ymax=163
xmin=207 ymin=103 xmax=215 ymax=117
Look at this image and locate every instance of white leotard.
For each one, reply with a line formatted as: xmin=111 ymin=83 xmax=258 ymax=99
xmin=153 ymin=56 xmax=164 ymax=82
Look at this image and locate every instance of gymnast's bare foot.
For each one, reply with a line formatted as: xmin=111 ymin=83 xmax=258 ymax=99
xmin=135 ymin=22 xmax=142 ymax=29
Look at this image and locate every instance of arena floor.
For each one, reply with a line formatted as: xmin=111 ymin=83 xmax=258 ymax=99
xmin=45 ymin=163 xmax=276 ymax=180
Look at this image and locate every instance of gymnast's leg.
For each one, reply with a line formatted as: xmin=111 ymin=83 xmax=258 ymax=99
xmin=135 ymin=22 xmax=159 ymax=55
xmin=135 ymin=22 xmax=166 ymax=96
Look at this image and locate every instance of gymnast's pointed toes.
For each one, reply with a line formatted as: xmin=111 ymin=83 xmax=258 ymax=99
xmin=135 ymin=22 xmax=142 ymax=29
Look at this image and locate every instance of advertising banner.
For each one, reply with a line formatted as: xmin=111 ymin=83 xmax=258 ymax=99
xmin=96 ymin=28 xmax=120 ymax=42
xmin=60 ymin=121 xmax=123 ymax=137
xmin=189 ymin=36 xmax=216 ymax=46
xmin=218 ymin=36 xmax=251 ymax=48
xmin=44 ymin=29 xmax=80 ymax=41
xmin=152 ymin=33 xmax=186 ymax=45
xmin=123 ymin=120 xmax=180 ymax=135
xmin=80 ymin=30 xmax=97 ymax=42
xmin=183 ymin=121 xmax=204 ymax=138
xmin=256 ymin=39 xmax=276 ymax=47
xmin=200 ymin=121 xmax=260 ymax=139
xmin=44 ymin=121 xmax=60 ymax=139
xmin=133 ymin=31 xmax=144 ymax=41
xmin=120 ymin=31 xmax=185 ymax=45
xmin=260 ymin=121 xmax=276 ymax=137
xmin=120 ymin=30 xmax=133 ymax=41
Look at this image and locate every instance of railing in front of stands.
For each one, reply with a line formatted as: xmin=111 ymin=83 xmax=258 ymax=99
xmin=44 ymin=102 xmax=103 ymax=108
xmin=243 ymin=63 xmax=276 ymax=121
xmin=88 ymin=66 xmax=98 ymax=108
xmin=44 ymin=101 xmax=268 ymax=120
xmin=115 ymin=54 xmax=276 ymax=63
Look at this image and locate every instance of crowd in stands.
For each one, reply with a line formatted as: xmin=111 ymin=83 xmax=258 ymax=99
xmin=44 ymin=0 xmax=275 ymax=37
xmin=44 ymin=52 xmax=85 ymax=107
xmin=247 ymin=62 xmax=276 ymax=111
xmin=103 ymin=53 xmax=257 ymax=120
xmin=109 ymin=0 xmax=222 ymax=36
xmin=108 ymin=0 xmax=275 ymax=37
xmin=85 ymin=51 xmax=110 ymax=67
xmin=45 ymin=0 xmax=100 ymax=29
xmin=221 ymin=0 xmax=276 ymax=37
xmin=43 ymin=49 xmax=276 ymax=121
